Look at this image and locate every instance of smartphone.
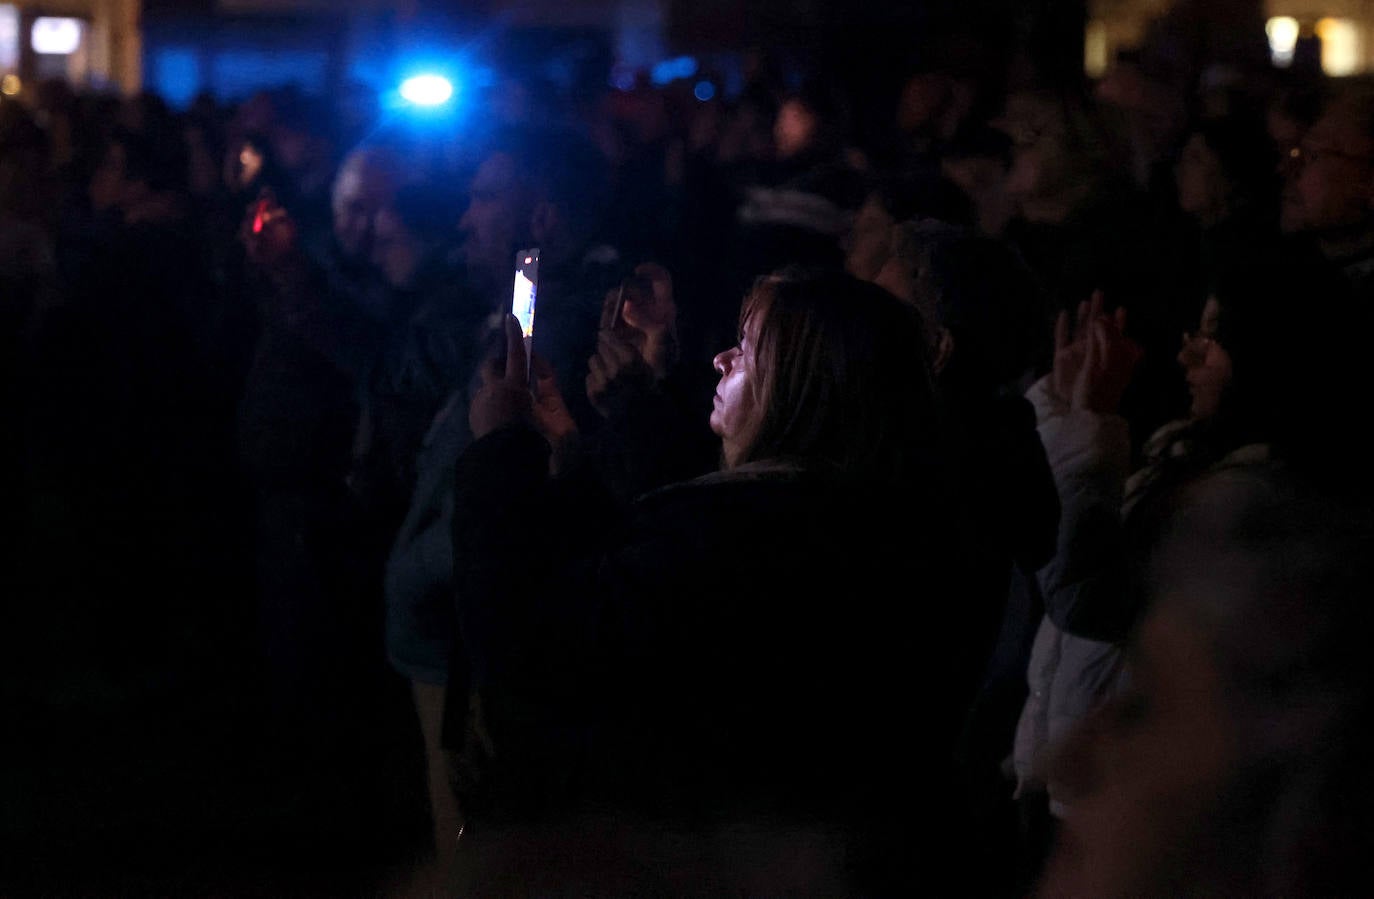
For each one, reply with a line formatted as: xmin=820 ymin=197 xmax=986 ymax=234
xmin=511 ymin=248 xmax=540 ymax=366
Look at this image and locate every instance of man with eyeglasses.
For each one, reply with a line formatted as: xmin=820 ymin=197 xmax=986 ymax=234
xmin=1280 ymin=88 xmax=1374 ymax=296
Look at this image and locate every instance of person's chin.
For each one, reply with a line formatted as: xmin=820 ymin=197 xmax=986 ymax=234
xmin=708 ymin=404 xmax=725 ymax=435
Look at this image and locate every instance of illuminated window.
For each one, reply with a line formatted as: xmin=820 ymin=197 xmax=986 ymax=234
xmin=1 ymin=4 xmax=19 ymax=72
xmin=1266 ymin=16 xmax=1300 ymax=68
xmin=1316 ymin=18 xmax=1363 ymax=76
xmin=31 ymin=17 xmax=84 ymax=56
xmin=1085 ymin=20 xmax=1110 ymax=78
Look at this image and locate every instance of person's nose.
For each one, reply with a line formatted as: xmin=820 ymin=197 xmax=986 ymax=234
xmin=713 ymin=347 xmax=737 ymax=375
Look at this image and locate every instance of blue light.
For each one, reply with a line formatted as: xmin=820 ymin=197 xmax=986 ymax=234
xmin=400 ymin=74 xmax=454 ymax=106
xmin=650 ymin=55 xmax=698 ymax=87
xmin=693 ymin=80 xmax=716 ymax=102
xmin=151 ymin=47 xmax=201 ymax=109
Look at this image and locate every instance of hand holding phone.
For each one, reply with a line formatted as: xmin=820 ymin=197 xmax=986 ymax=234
xmin=470 ymin=313 xmax=532 ymax=440
xmin=469 ymin=309 xmax=578 ymax=456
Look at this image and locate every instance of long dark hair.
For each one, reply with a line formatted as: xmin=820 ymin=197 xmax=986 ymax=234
xmin=734 ymin=267 xmax=941 ymax=485
xmin=1128 ymin=240 xmax=1370 ymax=564
xmin=1205 ymin=240 xmax=1365 ymax=472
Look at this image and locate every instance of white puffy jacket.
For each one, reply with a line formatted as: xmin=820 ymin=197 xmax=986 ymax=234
xmin=1012 ymin=376 xmax=1133 ymax=808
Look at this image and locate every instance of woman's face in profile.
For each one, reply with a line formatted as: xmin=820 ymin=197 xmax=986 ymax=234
xmin=711 ymin=310 xmax=762 ymax=467
xmin=1178 ymin=297 xmax=1234 ymax=421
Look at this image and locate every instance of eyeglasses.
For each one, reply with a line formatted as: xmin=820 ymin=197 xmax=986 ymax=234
xmin=1286 ymin=142 xmax=1374 ymax=169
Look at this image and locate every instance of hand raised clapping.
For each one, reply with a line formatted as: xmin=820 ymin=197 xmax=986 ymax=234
xmin=1051 ymin=290 xmax=1143 ymax=415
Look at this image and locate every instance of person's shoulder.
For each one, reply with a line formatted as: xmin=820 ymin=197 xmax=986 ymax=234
xmin=633 ymin=462 xmax=939 ymax=544
xmin=632 ymin=462 xmax=886 ymax=539
xmin=635 ymin=461 xmax=816 ymax=509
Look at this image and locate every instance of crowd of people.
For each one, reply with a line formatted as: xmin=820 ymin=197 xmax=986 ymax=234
xmin=4 ymin=25 xmax=1374 ymax=898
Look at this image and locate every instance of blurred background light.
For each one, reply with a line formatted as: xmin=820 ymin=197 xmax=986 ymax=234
xmin=1084 ymin=20 xmax=1109 ymax=78
xmin=650 ymin=54 xmax=696 ymax=86
xmin=399 ymin=73 xmax=454 ymax=106
xmin=1316 ymin=17 xmax=1362 ymax=76
xmin=1266 ymin=16 xmax=1300 ymax=68
xmin=150 ymin=47 xmax=200 ymax=108
xmin=0 ymin=4 xmax=18 ymax=73
xmin=31 ymin=17 xmax=82 ymax=55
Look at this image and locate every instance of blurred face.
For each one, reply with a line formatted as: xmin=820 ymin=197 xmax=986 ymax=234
xmin=1175 ymin=134 xmax=1226 ymax=221
xmin=774 ymin=100 xmax=819 ymax=160
xmin=458 ymin=152 xmax=524 ymax=275
xmin=1281 ymin=109 xmax=1374 ymax=234
xmin=711 ymin=310 xmax=763 ymax=468
xmin=237 ymin=142 xmax=264 ymax=188
xmin=1000 ymin=97 xmax=1077 ymax=223
xmin=371 ymin=206 xmax=421 ymax=289
xmin=1036 ymin=602 xmax=1237 ymax=898
xmin=1177 ymin=297 xmax=1233 ymax=421
xmin=331 ymin=157 xmax=397 ymax=260
xmin=844 ymin=196 xmax=896 ymax=281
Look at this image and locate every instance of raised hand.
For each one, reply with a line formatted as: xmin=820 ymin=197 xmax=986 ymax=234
xmin=609 ymin=264 xmax=679 ymax=371
xmin=586 ymin=263 xmax=680 ymax=419
xmin=586 ymin=324 xmax=654 ymax=419
xmin=470 ymin=314 xmax=580 ymax=459
xmin=1071 ymin=304 xmax=1142 ymax=415
xmin=1051 ymin=293 xmax=1096 ymax=405
xmin=530 ymin=353 xmax=578 ymax=452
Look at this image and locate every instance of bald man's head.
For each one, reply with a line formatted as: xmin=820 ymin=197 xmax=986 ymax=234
xmin=331 ymin=146 xmax=403 ymax=260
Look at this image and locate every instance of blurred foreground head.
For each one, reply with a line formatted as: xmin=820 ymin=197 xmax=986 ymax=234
xmin=1039 ymin=468 xmax=1374 ymax=898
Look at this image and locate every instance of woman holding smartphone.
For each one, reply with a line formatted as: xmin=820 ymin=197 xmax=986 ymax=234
xmin=441 ymin=268 xmax=978 ymax=894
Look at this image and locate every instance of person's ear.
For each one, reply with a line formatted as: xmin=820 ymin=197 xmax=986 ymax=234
xmin=530 ymin=200 xmax=560 ymax=245
xmin=933 ymin=327 xmax=955 ymax=375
